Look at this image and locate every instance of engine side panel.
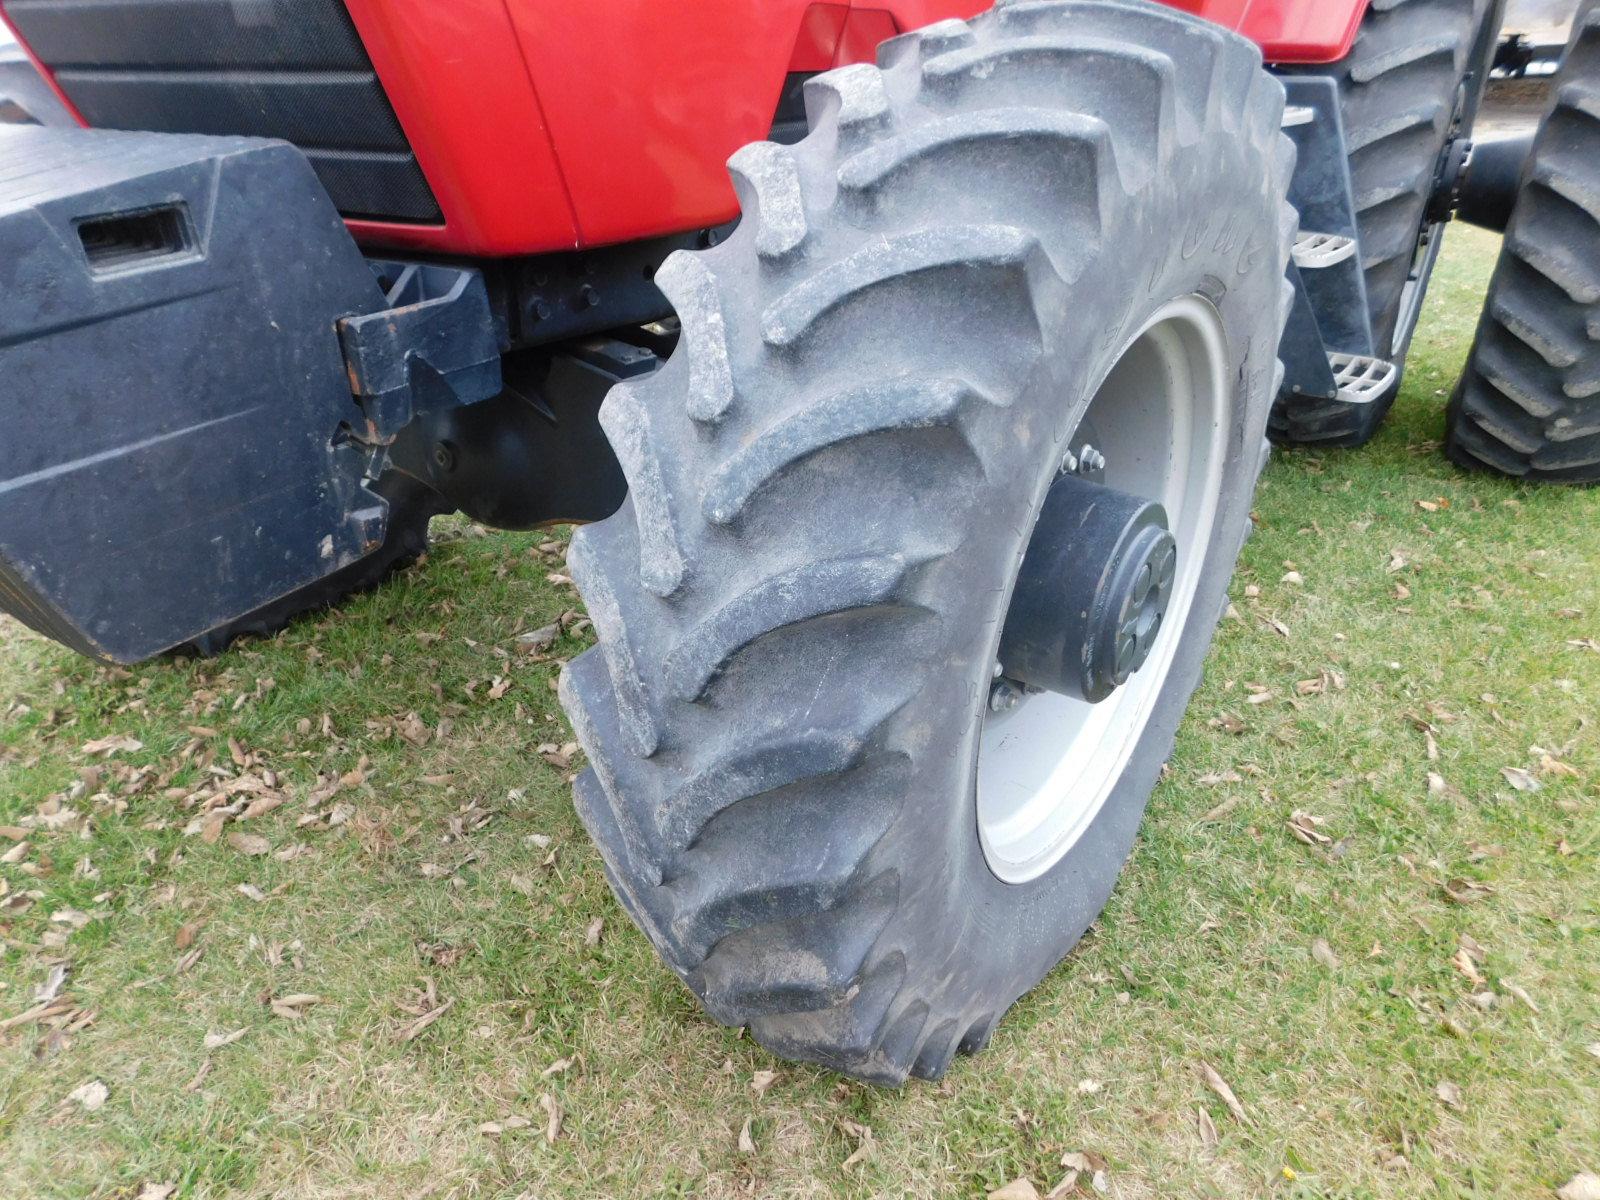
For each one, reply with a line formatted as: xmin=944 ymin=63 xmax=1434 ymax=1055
xmin=506 ymin=0 xmax=1366 ymax=251
xmin=0 ymin=0 xmax=1370 ymax=256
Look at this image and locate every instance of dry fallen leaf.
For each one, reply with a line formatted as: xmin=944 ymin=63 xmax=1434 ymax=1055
xmin=1311 ymin=938 xmax=1339 ymax=970
xmin=198 ymin=811 xmax=227 ymax=845
xmin=81 ymin=734 xmax=142 ymax=757
xmin=396 ymin=996 xmax=454 ymax=1042
xmin=238 ymin=795 xmax=286 ymax=821
xmin=228 ymin=831 xmax=270 ymax=857
xmin=1500 ymin=979 xmax=1540 ymax=1013
xmin=539 ymin=1091 xmax=562 ymax=1142
xmin=1288 ymin=810 xmax=1332 ymax=847
xmin=135 ymin=1186 xmax=177 ymax=1200
xmin=841 ymin=1119 xmax=874 ymax=1170
xmin=1557 ymin=1174 xmax=1600 ymax=1200
xmin=1057 ymin=1152 xmax=1108 ymax=1194
xmin=1195 ymin=1105 xmax=1219 ymax=1149
xmin=270 ymin=993 xmax=321 ymax=1020
xmin=1435 ymin=1080 xmax=1462 ymax=1109
xmin=1499 ymin=766 xmax=1541 ymax=793
xmin=1539 ymin=754 xmax=1581 ymax=780
xmin=988 ymin=1180 xmax=1041 ymax=1200
xmin=478 ymin=1115 xmax=532 ymax=1136
xmin=66 ymin=1079 xmax=109 ymax=1112
xmin=738 ymin=1116 xmax=757 ymax=1155
xmin=1442 ymin=878 xmax=1495 ymax=905
xmin=1199 ymin=1061 xmax=1248 ymax=1124
xmin=1451 ymin=947 xmax=1485 ymax=986
xmin=518 ymin=623 xmax=560 ymax=652
xmin=35 ymin=963 xmax=68 ymax=1005
xmin=751 ymin=1069 xmax=778 ymax=1097
xmin=203 ymin=1027 xmax=248 ymax=1051
xmin=584 ymin=917 xmax=603 ymax=947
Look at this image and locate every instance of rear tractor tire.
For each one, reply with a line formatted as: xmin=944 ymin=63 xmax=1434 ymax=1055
xmin=559 ymin=0 xmax=1296 ymax=1083
xmin=1447 ymin=1 xmax=1600 ymax=483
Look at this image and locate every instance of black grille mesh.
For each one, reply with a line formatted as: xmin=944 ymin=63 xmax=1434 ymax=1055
xmin=4 ymin=0 xmax=441 ymax=223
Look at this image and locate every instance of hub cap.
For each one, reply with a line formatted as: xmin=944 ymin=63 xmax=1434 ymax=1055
xmin=976 ymin=296 xmax=1231 ymax=884
xmin=996 ymin=470 xmax=1178 ymax=705
xmin=1107 ymin=523 xmax=1178 ymax=687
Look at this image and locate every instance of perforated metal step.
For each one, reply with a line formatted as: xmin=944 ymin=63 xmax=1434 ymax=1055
xmin=1329 ymin=353 xmax=1399 ymax=405
xmin=1293 ymin=231 xmax=1358 ymax=269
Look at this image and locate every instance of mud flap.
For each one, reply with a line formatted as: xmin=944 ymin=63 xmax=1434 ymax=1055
xmin=0 ymin=125 xmax=421 ymax=663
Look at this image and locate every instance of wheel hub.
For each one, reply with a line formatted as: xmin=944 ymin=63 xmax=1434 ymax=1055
xmin=997 ymin=469 xmax=1176 ymax=705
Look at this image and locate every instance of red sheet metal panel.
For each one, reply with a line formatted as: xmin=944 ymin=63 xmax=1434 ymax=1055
xmin=0 ymin=1 xmax=1368 ymax=256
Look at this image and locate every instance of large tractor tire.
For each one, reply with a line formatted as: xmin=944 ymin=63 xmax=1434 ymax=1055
xmin=1447 ymin=1 xmax=1600 ymax=482
xmin=174 ymin=473 xmax=446 ymax=657
xmin=559 ymin=0 xmax=1295 ymax=1084
xmin=1272 ymin=0 xmax=1500 ymax=447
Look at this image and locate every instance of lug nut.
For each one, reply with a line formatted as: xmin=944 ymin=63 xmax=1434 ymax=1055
xmin=989 ymin=679 xmax=1024 ymax=713
xmin=1078 ymin=445 xmax=1106 ymax=475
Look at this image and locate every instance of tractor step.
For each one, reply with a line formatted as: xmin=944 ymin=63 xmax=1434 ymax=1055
xmin=1282 ymin=105 xmax=1316 ymax=128
xmin=0 ymin=125 xmax=475 ymax=663
xmin=1293 ymin=231 xmax=1358 ymax=269
xmin=1329 ymin=353 xmax=1399 ymax=405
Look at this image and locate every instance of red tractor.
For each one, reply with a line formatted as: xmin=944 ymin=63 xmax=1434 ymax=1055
xmin=1 ymin=0 xmax=1594 ymax=1083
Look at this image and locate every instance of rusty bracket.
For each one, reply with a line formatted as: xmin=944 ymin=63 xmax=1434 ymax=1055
xmin=338 ymin=261 xmax=502 ymax=444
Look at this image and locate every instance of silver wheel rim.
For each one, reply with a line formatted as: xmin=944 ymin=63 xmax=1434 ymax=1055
xmin=977 ymin=295 xmax=1232 ymax=884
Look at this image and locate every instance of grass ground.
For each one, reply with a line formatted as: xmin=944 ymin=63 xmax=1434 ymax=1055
xmin=1 ymin=226 xmax=1596 ymax=1200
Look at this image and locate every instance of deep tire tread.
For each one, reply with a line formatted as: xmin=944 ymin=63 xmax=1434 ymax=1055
xmin=1448 ymin=4 xmax=1600 ymax=483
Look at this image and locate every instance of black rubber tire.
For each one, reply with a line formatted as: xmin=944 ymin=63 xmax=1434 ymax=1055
xmin=559 ymin=0 xmax=1295 ymax=1084
xmin=171 ymin=473 xmax=447 ymax=657
xmin=1447 ymin=2 xmax=1600 ymax=483
xmin=1272 ymin=0 xmax=1498 ymax=447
